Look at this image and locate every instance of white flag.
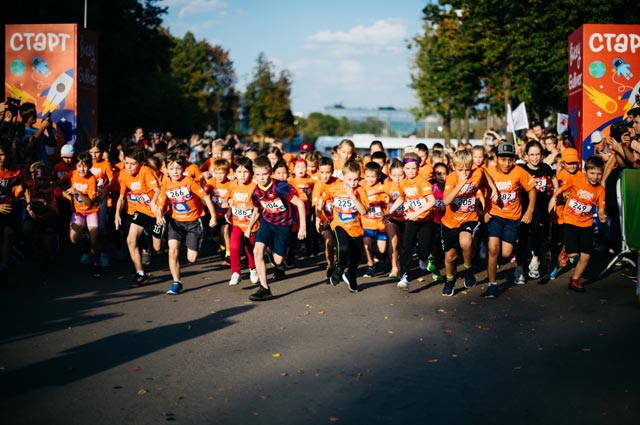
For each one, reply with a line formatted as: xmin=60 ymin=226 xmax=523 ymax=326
xmin=557 ymin=113 xmax=569 ymax=134
xmin=506 ymin=102 xmax=529 ymax=132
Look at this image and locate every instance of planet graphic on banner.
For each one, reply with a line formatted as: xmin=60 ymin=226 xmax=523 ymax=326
xmin=10 ymin=59 xmax=26 ymax=76
xmin=589 ymin=60 xmax=606 ymax=78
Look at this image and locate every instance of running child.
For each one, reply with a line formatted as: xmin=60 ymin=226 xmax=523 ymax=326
xmin=483 ymin=142 xmax=536 ymax=298
xmin=383 ymin=159 xmax=406 ymax=279
xmin=226 ymin=157 xmax=260 ymax=286
xmin=517 ymin=140 xmax=558 ymax=281
xmin=320 ymin=160 xmax=368 ymax=293
xmin=387 ymin=153 xmax=436 ymax=290
xmin=247 ymin=156 xmax=306 ymax=301
xmin=288 ymin=158 xmax=315 ymax=260
xmin=88 ymin=138 xmax=114 ymax=267
xmin=62 ymin=151 xmax=102 ymax=276
xmin=548 ymin=156 xmax=606 ymax=292
xmin=440 ymin=150 xmax=492 ymax=296
xmin=114 ymin=146 xmax=162 ymax=287
xmin=360 ymin=161 xmax=389 ymax=277
xmin=205 ymin=159 xmax=232 ymax=265
xmin=313 ymin=157 xmax=337 ymax=280
xmin=428 ymin=162 xmax=448 ymax=282
xmin=155 ymin=152 xmax=217 ymax=294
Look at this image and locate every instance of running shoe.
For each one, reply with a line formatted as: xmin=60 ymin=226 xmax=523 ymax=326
xmin=342 ymin=273 xmax=359 ymax=293
xmin=442 ymin=280 xmax=455 ymax=297
xmin=363 ymin=266 xmax=375 ymax=278
xmin=528 ymin=257 xmax=540 ymax=279
xmin=166 ymin=281 xmax=183 ymax=295
xmin=129 ymin=273 xmax=148 ymax=288
xmin=249 ymin=285 xmax=273 ymax=301
xmin=484 ymin=284 xmax=498 ymax=298
xmin=464 ymin=268 xmax=476 ymax=288
xmin=514 ymin=266 xmax=526 ymax=285
xmin=229 ymin=272 xmax=241 ymax=286
xmin=568 ymin=278 xmax=585 ymax=292
xmin=397 ymin=274 xmax=410 ymax=290
xmin=250 ymin=268 xmax=259 ymax=284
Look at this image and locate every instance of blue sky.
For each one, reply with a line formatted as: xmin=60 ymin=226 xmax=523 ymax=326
xmin=159 ymin=0 xmax=427 ymax=116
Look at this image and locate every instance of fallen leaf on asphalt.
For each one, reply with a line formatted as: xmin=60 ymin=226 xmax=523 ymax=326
xmin=537 ymin=347 xmax=544 ymax=351
xmin=329 ymin=417 xmax=341 ymax=422
xmin=387 ymin=330 xmax=395 ymax=334
xmin=427 ymin=359 xmax=439 ymax=363
xmin=451 ymin=354 xmax=459 ymax=358
xmin=306 ymin=304 xmax=313 ymax=308
xmin=280 ymin=372 xmax=288 ymax=377
xmin=470 ymin=301 xmax=477 ymax=305
xmin=384 ymin=316 xmax=389 ymax=320
xmin=304 ymin=311 xmax=310 ymax=315
xmin=297 ymin=368 xmax=304 ymax=374
xmin=417 ymin=278 xmax=424 ymax=282
xmin=444 ymin=329 xmax=453 ymax=334
xmin=272 ymin=353 xmax=281 ymax=358
xmin=210 ymin=311 xmax=216 ymax=314
xmin=214 ymin=299 xmax=221 ymax=302
xmin=137 ymin=389 xmax=148 ymax=395
xmin=318 ymin=311 xmax=325 ymax=315
xmin=259 ymin=395 xmax=269 ymax=400
xmin=437 ymin=309 xmax=447 ymax=314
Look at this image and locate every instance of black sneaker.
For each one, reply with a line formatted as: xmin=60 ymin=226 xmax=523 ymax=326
xmin=325 ymin=267 xmax=335 ymax=283
xmin=342 ymin=273 xmax=359 ymax=293
xmin=272 ymin=267 xmax=286 ymax=281
xmin=93 ymin=264 xmax=103 ymax=277
xmin=363 ymin=266 xmax=375 ymax=278
xmin=249 ymin=286 xmax=273 ymax=301
xmin=129 ymin=273 xmax=148 ymax=288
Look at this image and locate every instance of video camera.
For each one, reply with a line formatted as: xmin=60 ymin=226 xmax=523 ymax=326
xmin=3 ymin=97 xmax=20 ymax=115
xmin=609 ymin=121 xmax=631 ymax=143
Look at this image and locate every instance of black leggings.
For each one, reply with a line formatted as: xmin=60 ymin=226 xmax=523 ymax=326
xmin=400 ymin=220 xmax=434 ymax=279
xmin=332 ymin=226 xmax=363 ymax=285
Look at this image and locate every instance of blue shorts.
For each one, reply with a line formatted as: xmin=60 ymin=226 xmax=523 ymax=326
xmin=363 ymin=228 xmax=388 ymax=242
xmin=487 ymin=216 xmax=520 ymax=246
xmin=255 ymin=219 xmax=291 ymax=257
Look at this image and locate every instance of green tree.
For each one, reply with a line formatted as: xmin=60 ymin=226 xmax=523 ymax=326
xmin=243 ymin=53 xmax=296 ymax=141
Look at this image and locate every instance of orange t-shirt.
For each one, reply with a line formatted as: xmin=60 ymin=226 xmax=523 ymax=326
xmin=322 ymin=181 xmax=368 ymax=237
xmin=117 ymin=170 xmax=135 ymax=215
xmin=119 ymin=165 xmax=159 ymax=218
xmin=555 ymin=169 xmax=582 ymax=225
xmin=227 ymin=180 xmax=260 ymax=232
xmin=360 ymin=181 xmax=389 ymax=231
xmin=486 ymin=165 xmax=535 ymax=220
xmin=288 ymin=175 xmax=315 ymax=210
xmin=441 ymin=167 xmax=486 ymax=229
xmin=383 ymin=178 xmax=406 ymax=222
xmin=0 ymin=167 xmax=24 ymax=204
xmin=419 ymin=162 xmax=434 ymax=182
xmin=157 ymin=176 xmax=207 ymax=222
xmin=560 ymin=174 xmax=605 ymax=228
xmin=399 ymin=175 xmax=434 ymax=222
xmin=184 ymin=162 xmax=204 ymax=184
xmin=313 ymin=179 xmax=337 ymax=222
xmin=205 ymin=177 xmax=231 ymax=219
xmin=90 ymin=160 xmax=114 ymax=192
xmin=68 ymin=170 xmax=99 ymax=214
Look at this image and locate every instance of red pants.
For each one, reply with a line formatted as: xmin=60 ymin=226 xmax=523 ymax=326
xmin=230 ymin=225 xmax=256 ymax=273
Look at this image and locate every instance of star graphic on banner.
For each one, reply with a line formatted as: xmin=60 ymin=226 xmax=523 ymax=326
xmin=600 ymin=85 xmax=604 ymax=89
xmin=597 ymin=111 xmax=602 ymax=117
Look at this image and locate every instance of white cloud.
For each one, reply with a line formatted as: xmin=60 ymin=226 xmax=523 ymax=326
xmin=307 ymin=19 xmax=407 ymax=56
xmin=174 ymin=0 xmax=229 ymax=18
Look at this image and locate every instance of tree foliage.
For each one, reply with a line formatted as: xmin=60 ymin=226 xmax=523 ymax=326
xmin=243 ymin=53 xmax=296 ymax=141
xmin=413 ymin=0 xmax=640 ymax=126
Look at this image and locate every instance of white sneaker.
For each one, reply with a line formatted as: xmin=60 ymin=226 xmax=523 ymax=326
xmin=397 ymin=274 xmax=410 ymax=290
xmin=514 ymin=266 xmax=526 ymax=285
xmin=419 ymin=259 xmax=428 ymax=270
xmin=249 ymin=268 xmax=259 ymax=284
xmin=528 ymin=257 xmax=540 ymax=279
xmin=229 ymin=272 xmax=241 ymax=286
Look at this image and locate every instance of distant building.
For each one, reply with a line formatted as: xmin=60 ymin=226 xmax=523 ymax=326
xmin=324 ymin=105 xmax=435 ymax=136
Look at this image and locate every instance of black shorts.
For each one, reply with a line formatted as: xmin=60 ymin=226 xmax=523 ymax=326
xmin=387 ymin=218 xmax=406 ymax=234
xmin=255 ymin=219 xmax=290 ymax=257
xmin=441 ymin=221 xmax=478 ymax=252
xmin=131 ymin=211 xmax=163 ymax=239
xmin=167 ymin=218 xmax=204 ymax=251
xmin=563 ymin=224 xmax=594 ymax=256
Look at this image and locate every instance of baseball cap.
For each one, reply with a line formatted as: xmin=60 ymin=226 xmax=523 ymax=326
xmin=299 ymin=141 xmax=313 ymax=153
xmin=590 ymin=130 xmax=605 ymax=144
xmin=60 ymin=144 xmax=75 ymax=158
xmin=496 ymin=141 xmax=516 ymax=157
xmin=561 ymin=148 xmax=579 ymax=163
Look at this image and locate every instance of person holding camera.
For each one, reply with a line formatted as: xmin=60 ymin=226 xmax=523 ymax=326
xmin=20 ymin=108 xmax=56 ymax=168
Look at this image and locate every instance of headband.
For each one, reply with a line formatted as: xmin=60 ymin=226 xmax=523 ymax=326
xmin=402 ymin=157 xmax=420 ymax=166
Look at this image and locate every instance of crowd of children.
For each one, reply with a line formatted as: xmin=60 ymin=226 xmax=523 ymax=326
xmin=0 ymin=121 xmax=633 ymax=302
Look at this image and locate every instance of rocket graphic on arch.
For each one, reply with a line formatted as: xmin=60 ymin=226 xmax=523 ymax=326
xmin=40 ymin=69 xmax=74 ymax=116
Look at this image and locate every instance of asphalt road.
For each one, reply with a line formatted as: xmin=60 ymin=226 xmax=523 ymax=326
xmin=1 ymin=245 xmax=639 ymax=425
